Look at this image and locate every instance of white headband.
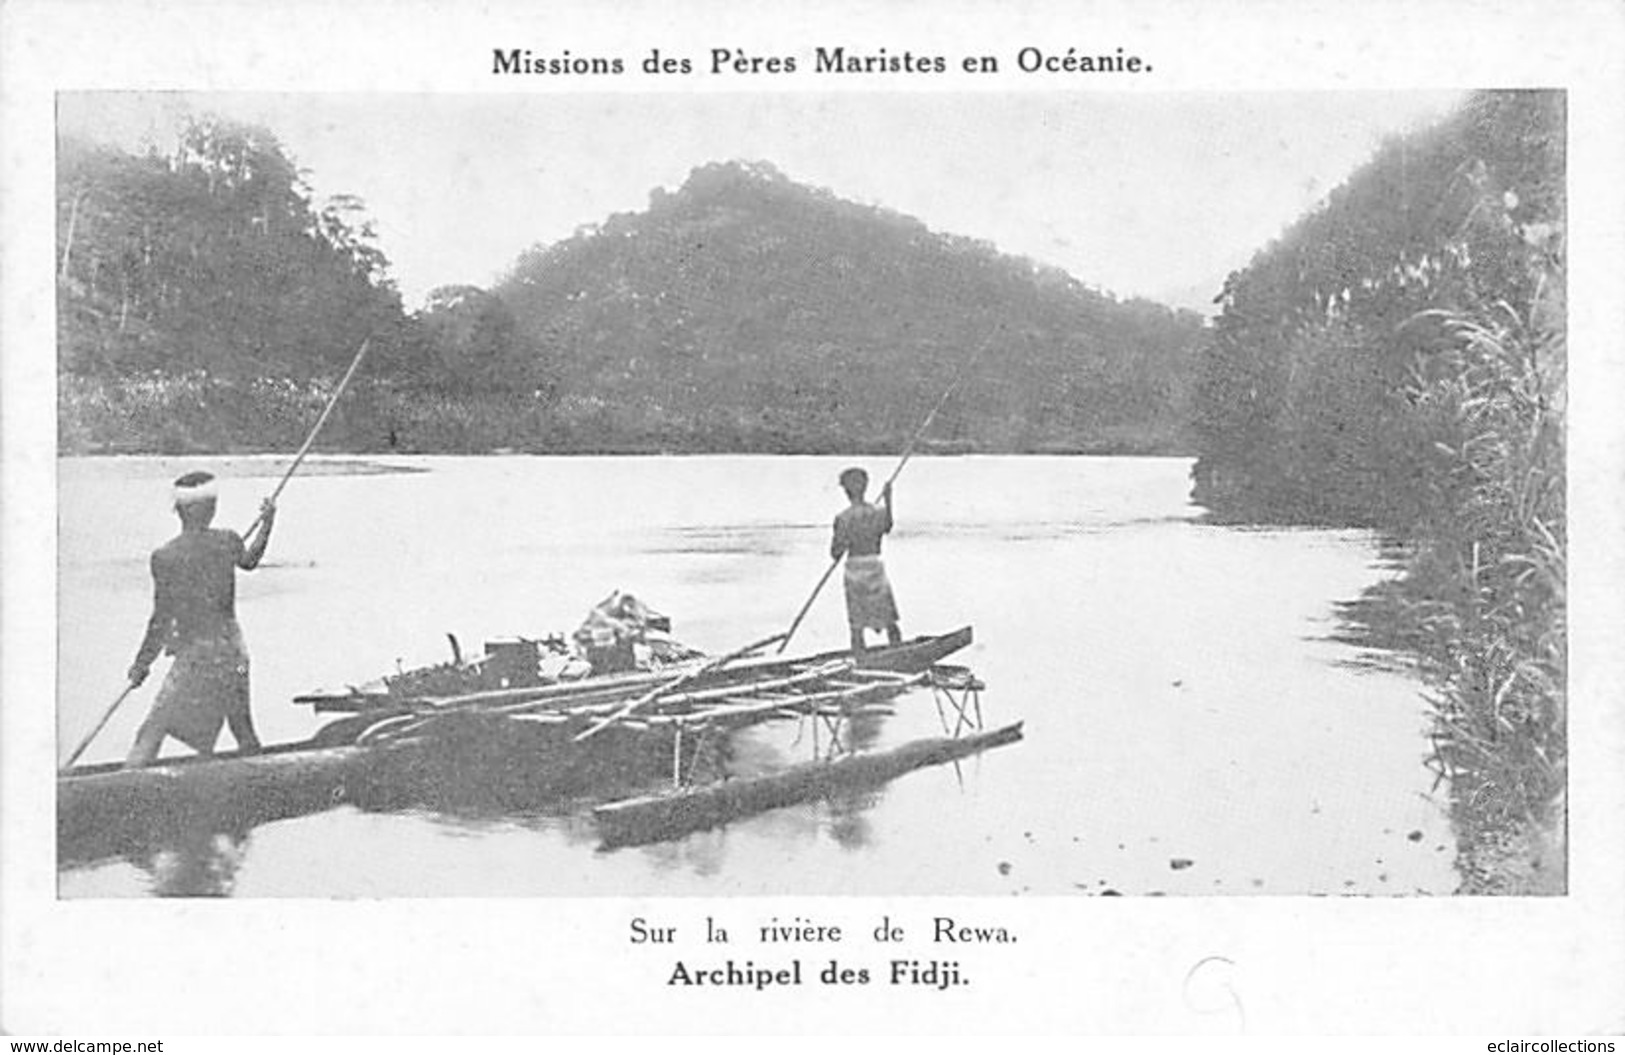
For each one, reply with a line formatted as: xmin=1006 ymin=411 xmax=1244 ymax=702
xmin=173 ymin=478 xmax=218 ymax=505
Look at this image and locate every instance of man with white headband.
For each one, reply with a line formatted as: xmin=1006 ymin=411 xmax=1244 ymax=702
xmin=124 ymin=471 xmax=276 ymax=766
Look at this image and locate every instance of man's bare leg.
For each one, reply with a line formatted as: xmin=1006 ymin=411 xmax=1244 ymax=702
xmin=226 ymin=710 xmax=262 ymax=755
xmin=124 ymin=719 xmax=165 ymax=768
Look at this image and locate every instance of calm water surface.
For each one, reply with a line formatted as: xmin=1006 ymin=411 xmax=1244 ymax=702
xmin=56 ymin=455 xmax=1457 ymax=896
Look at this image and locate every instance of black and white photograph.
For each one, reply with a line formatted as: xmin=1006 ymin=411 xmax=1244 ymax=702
xmin=48 ymin=86 xmax=1566 ymax=900
xmin=4 ymin=0 xmax=1623 ymax=1039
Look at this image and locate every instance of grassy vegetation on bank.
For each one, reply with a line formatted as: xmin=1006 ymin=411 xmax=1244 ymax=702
xmin=1343 ymin=293 xmax=1566 ymax=894
xmin=1188 ymin=91 xmax=1566 ymax=893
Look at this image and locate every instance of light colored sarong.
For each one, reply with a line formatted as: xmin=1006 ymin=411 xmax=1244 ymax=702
xmin=140 ymin=625 xmax=250 ymax=755
xmin=843 ymin=554 xmax=899 ymax=631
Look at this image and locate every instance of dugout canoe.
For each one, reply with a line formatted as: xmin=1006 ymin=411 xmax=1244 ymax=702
xmin=58 ymin=627 xmax=975 ymax=863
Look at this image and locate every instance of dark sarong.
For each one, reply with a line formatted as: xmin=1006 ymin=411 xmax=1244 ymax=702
xmin=135 ymin=625 xmax=250 ymax=757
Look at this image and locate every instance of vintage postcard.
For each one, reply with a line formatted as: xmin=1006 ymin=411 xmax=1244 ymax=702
xmin=3 ymin=0 xmax=1622 ymax=1039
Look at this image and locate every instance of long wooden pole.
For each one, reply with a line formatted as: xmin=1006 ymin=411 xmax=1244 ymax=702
xmin=59 ymin=685 xmax=137 ymax=772
xmin=59 ymin=336 xmax=372 ymax=772
xmin=244 ymin=336 xmax=371 ymax=534
xmin=775 ymin=342 xmax=989 ymax=654
xmin=572 ymin=630 xmax=788 ymax=743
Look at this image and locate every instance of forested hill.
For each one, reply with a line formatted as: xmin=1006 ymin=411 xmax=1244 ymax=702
xmin=57 ymin=125 xmax=1202 ymax=455
xmin=56 ymin=124 xmax=406 ymax=382
xmin=491 ymin=160 xmax=1205 ymax=453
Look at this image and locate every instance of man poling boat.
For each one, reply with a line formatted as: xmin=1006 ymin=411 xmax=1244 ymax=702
xmin=59 ymin=337 xmax=372 ymax=773
xmin=831 ymin=467 xmax=901 ymax=654
xmin=777 ymin=339 xmax=990 ymax=655
xmin=123 ymin=472 xmax=277 ymax=766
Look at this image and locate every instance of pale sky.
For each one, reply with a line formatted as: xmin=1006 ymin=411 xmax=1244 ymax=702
xmin=58 ymin=90 xmax=1467 ymax=314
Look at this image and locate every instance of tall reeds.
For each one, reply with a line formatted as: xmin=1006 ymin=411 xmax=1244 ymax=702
xmin=1397 ymin=251 xmax=1566 ymax=889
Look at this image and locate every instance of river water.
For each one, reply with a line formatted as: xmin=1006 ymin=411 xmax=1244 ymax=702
xmin=55 ymin=455 xmax=1458 ymax=896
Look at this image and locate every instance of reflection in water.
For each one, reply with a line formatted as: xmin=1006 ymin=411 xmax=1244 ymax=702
xmin=141 ymin=825 xmax=252 ymax=897
xmin=825 ymin=790 xmax=879 ymax=851
xmin=819 ymin=709 xmax=885 ymax=852
xmin=635 ymin=827 xmax=730 ymax=879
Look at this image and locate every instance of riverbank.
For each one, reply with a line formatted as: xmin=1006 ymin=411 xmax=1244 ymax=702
xmin=1336 ymin=541 xmax=1566 ymax=896
xmin=56 ymin=373 xmax=1192 ymax=459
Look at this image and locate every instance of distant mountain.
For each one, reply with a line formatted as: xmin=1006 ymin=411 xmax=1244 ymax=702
xmin=491 ymin=160 xmax=1205 ymax=454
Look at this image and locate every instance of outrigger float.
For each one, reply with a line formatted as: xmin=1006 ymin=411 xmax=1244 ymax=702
xmin=594 ymin=720 xmax=1024 ymax=849
xmin=58 ymin=626 xmax=1021 ymax=863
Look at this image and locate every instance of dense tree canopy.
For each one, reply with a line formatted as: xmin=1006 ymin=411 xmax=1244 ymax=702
xmin=57 ymin=119 xmax=407 ymax=381
xmin=1191 ymin=90 xmax=1564 ymax=526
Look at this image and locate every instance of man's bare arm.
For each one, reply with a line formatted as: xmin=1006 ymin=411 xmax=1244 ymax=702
xmin=239 ymin=499 xmax=277 ymax=569
xmin=129 ymin=554 xmax=173 ymax=685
